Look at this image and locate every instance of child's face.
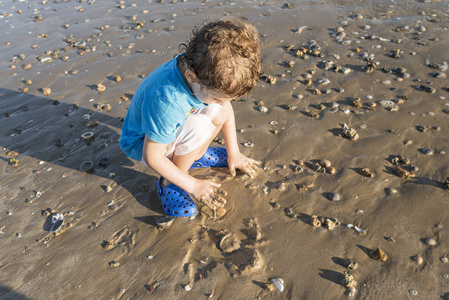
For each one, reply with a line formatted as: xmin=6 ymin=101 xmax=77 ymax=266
xmin=190 ymin=82 xmax=234 ymax=105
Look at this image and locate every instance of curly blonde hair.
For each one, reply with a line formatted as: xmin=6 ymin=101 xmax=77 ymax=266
xmin=180 ymin=17 xmax=262 ymax=98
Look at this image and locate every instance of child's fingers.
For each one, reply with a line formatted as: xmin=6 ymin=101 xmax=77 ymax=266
xmin=216 ymin=188 xmax=227 ymax=196
xmin=209 ymin=181 xmax=221 ymax=188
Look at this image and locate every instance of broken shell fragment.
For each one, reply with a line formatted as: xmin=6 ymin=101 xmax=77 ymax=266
xmin=370 ymin=248 xmax=387 ymax=262
xmin=97 ymin=83 xmax=106 ymax=93
xmin=264 ymin=283 xmax=275 ymax=292
xmin=326 ymin=219 xmax=336 ymax=230
xmin=393 ymin=166 xmax=414 ymax=179
xmin=79 ymin=161 xmax=94 ymax=173
xmin=412 ymin=255 xmax=423 ymax=265
xmin=360 ymin=168 xmax=374 ymax=177
xmin=219 ymin=233 xmax=241 ymax=253
xmin=81 ymin=131 xmax=94 ymax=141
xmin=271 ymin=278 xmax=284 ymax=292
xmin=155 ymin=216 xmax=174 ymax=229
xmin=342 ymin=123 xmax=359 ymax=140
xmin=319 ymin=159 xmax=331 ymax=168
xmin=42 ymin=88 xmax=52 ymax=96
xmin=341 ymin=272 xmax=357 ymax=288
xmin=311 ymin=215 xmax=321 ymax=227
xmin=326 ymin=167 xmax=336 ymax=175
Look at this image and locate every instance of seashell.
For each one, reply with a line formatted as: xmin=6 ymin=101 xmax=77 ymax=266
xmin=354 ymin=226 xmax=366 ymax=234
xmin=264 ymin=283 xmax=275 ymax=291
xmin=79 ymin=161 xmax=94 ymax=173
xmin=364 ymin=61 xmax=376 ymax=73
xmin=308 ymin=111 xmax=319 ymax=119
xmin=25 ymin=80 xmax=32 ymax=85
xmin=243 ymin=142 xmax=254 ymax=148
xmin=342 ymin=123 xmax=359 ymax=140
xmin=97 ymin=158 xmax=109 ymax=168
xmin=421 ymin=148 xmax=433 ymax=155
xmin=325 ymin=167 xmax=336 ymax=175
xmin=425 ymin=238 xmax=436 ymax=246
xmin=319 ymin=159 xmax=331 ymax=168
xmin=379 ymin=100 xmax=396 ymax=107
xmin=81 ymin=131 xmax=94 ymax=141
xmin=341 ymin=272 xmax=357 ymax=288
xmin=287 ymin=61 xmax=295 ymax=68
xmin=23 ymin=64 xmax=32 ymax=70
xmin=360 ymin=168 xmax=374 ymax=177
xmin=40 ymin=57 xmax=52 ymax=63
xmin=109 ymin=261 xmax=120 ymax=268
xmin=441 ymin=257 xmax=448 ymax=263
xmin=155 ymin=216 xmax=174 ymax=229
xmin=327 ymin=193 xmax=341 ymax=201
xmin=184 ymin=284 xmax=191 ymax=291
xmin=346 ymin=286 xmax=356 ymax=297
xmin=271 ymin=278 xmax=284 ymax=292
xmin=317 ymin=78 xmax=330 ymax=85
xmin=417 ymin=85 xmax=435 ymax=93
xmin=312 ymin=88 xmax=321 ymax=95
xmin=43 ymin=88 xmax=52 ymax=96
xmin=352 ymin=98 xmax=362 ymax=107
xmin=370 ymin=248 xmax=387 ymax=262
xmin=393 ymin=166 xmax=414 ymax=179
xmin=326 ymin=219 xmax=336 ymax=230
xmin=97 ymin=83 xmax=106 ymax=93
xmin=311 ymin=215 xmax=321 ymax=227
xmin=74 ymin=40 xmax=86 ymax=48
xmin=412 ymin=255 xmax=423 ymax=264
xmin=114 ymin=75 xmax=122 ymax=82
xmin=385 ymin=188 xmax=397 ymax=195
xmin=345 ymin=260 xmax=358 ymax=270
xmin=219 ymin=233 xmax=241 ymax=253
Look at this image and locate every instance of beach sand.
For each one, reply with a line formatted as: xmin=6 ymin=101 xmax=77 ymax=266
xmin=0 ymin=0 xmax=448 ymax=299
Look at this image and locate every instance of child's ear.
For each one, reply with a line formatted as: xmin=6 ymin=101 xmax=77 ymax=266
xmin=184 ymin=69 xmax=199 ymax=83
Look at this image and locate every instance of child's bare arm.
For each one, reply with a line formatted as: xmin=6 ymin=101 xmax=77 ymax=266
xmin=220 ymin=102 xmax=260 ymax=177
xmin=142 ymin=136 xmax=226 ymax=209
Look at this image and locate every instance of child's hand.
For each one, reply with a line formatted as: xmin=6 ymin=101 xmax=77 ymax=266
xmin=191 ymin=179 xmax=227 ymax=210
xmin=228 ymin=152 xmax=261 ymax=178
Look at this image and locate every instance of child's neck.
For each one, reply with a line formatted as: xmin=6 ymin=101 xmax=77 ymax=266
xmin=177 ymin=60 xmax=193 ymax=92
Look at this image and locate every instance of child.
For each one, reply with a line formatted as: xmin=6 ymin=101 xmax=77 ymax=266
xmin=120 ymin=17 xmax=262 ymax=217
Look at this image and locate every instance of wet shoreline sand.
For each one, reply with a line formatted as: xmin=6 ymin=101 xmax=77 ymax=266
xmin=0 ymin=0 xmax=448 ymax=299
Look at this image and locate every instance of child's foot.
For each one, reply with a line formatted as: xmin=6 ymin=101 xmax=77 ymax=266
xmin=190 ymin=147 xmax=228 ymax=169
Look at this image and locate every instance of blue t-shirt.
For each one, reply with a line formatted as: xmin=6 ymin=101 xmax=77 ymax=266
xmin=120 ymin=55 xmax=207 ymax=161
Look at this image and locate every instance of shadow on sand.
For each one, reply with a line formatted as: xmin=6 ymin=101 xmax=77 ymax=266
xmin=0 ymin=88 xmax=161 ymax=217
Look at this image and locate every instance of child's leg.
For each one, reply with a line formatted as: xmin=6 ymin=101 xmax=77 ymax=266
xmin=171 ymin=102 xmax=232 ymax=174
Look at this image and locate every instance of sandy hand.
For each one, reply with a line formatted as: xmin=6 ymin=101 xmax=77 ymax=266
xmin=192 ymin=180 xmax=227 ymax=210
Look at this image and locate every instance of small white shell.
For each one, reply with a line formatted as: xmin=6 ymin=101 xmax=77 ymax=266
xmin=271 ymin=278 xmax=284 ymax=292
xmin=184 ymin=284 xmax=191 ymax=291
xmin=354 ymin=226 xmax=366 ymax=233
xmin=81 ymin=131 xmax=94 ymax=140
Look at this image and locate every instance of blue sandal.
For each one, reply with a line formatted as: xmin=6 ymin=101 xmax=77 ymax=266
xmin=157 ymin=177 xmax=197 ymax=217
xmin=190 ymin=147 xmax=228 ymax=169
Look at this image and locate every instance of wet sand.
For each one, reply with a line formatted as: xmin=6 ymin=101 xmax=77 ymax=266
xmin=0 ymin=0 xmax=449 ymax=299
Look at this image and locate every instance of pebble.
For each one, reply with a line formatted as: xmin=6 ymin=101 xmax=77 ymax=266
xmin=441 ymin=257 xmax=448 ymax=263
xmin=409 ymin=290 xmax=418 ymax=296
